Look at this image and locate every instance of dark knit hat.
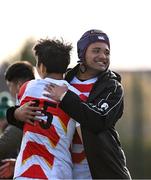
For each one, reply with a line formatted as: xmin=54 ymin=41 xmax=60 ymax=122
xmin=77 ymin=29 xmax=110 ymax=60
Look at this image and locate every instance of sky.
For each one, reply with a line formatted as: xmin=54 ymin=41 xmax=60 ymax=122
xmin=0 ymin=0 xmax=151 ymax=71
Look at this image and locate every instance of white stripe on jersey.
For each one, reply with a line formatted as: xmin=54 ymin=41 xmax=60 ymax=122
xmin=70 ymin=76 xmax=97 ymax=179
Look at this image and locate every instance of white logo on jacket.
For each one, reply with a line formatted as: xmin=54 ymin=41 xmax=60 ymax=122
xmin=100 ymin=102 xmax=109 ymax=112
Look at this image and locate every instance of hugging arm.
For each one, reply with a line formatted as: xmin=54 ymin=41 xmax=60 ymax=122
xmin=59 ymin=82 xmax=124 ymax=134
xmin=0 ymin=159 xmax=16 ymax=179
xmin=7 ymin=106 xmax=24 ymax=129
xmin=6 ymin=101 xmax=43 ymax=129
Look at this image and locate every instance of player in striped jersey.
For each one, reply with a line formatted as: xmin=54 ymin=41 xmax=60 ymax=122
xmin=70 ymin=76 xmax=96 ymax=179
xmin=13 ymin=38 xmax=81 ymax=179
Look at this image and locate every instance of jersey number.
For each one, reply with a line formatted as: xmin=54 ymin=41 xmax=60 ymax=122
xmin=32 ymin=99 xmax=53 ymax=129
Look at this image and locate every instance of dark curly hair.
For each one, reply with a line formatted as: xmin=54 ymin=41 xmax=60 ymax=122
xmin=33 ymin=38 xmax=72 ymax=74
xmin=5 ymin=61 xmax=35 ymax=82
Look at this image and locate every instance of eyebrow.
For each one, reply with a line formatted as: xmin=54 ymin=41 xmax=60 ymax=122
xmin=92 ymin=47 xmax=101 ymax=50
xmin=92 ymin=47 xmax=109 ymax=51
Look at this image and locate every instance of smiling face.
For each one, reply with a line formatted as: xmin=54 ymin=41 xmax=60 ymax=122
xmin=84 ymin=42 xmax=110 ymax=75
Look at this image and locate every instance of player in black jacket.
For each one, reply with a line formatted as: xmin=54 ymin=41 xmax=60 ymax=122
xmin=60 ymin=65 xmax=130 ymax=179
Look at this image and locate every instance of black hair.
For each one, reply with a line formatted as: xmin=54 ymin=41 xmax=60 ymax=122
xmin=33 ymin=38 xmax=72 ymax=74
xmin=5 ymin=61 xmax=35 ymax=82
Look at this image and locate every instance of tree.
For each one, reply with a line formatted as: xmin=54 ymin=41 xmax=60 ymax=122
xmin=20 ymin=38 xmax=36 ymax=66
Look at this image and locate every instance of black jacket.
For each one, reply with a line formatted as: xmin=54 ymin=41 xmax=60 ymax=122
xmin=59 ymin=64 xmax=131 ymax=179
xmin=0 ymin=125 xmax=22 ymax=161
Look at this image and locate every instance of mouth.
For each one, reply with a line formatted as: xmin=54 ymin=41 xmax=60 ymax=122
xmin=96 ymin=61 xmax=106 ymax=66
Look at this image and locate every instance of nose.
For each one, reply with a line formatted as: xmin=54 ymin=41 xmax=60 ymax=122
xmin=98 ymin=52 xmax=106 ymax=59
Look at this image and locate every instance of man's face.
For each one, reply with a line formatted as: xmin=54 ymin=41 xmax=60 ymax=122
xmin=85 ymin=42 xmax=110 ymax=73
xmin=6 ymin=81 xmax=20 ymax=98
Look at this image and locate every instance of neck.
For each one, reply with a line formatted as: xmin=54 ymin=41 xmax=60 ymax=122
xmin=77 ymin=70 xmax=97 ymax=80
xmin=44 ymin=73 xmax=64 ymax=80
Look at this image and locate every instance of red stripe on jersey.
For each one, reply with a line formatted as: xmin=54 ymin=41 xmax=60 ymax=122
xmin=79 ymin=94 xmax=88 ymax=102
xmin=72 ymin=130 xmax=82 ymax=144
xmin=24 ymin=123 xmax=60 ymax=147
xmin=22 ymin=141 xmax=54 ymax=167
xmin=57 ymin=108 xmax=70 ymax=133
xmin=21 ymin=164 xmax=47 ymax=179
xmin=71 ymin=83 xmax=94 ymax=92
xmin=71 ymin=78 xmax=96 ymax=165
xmin=18 ymin=81 xmax=30 ymax=100
xmin=72 ymin=150 xmax=86 ymax=163
xmin=72 ymin=130 xmax=85 ymax=163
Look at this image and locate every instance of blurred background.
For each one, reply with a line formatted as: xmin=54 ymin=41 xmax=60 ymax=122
xmin=0 ymin=0 xmax=151 ymax=178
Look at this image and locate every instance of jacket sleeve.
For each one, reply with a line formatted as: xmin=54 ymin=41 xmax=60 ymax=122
xmin=59 ymin=80 xmax=124 ymax=134
xmin=0 ymin=125 xmax=23 ymax=160
xmin=6 ymin=106 xmax=24 ymax=130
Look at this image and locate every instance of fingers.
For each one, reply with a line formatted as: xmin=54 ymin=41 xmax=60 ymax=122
xmin=0 ymin=162 xmax=12 ymax=178
xmin=22 ymin=101 xmax=41 ymax=110
xmin=48 ymin=83 xmax=55 ymax=87
xmin=44 ymin=85 xmax=53 ymax=93
xmin=0 ymin=162 xmax=9 ymax=171
xmin=43 ymin=93 xmax=51 ymax=98
xmin=45 ymin=83 xmax=62 ymax=90
xmin=20 ymin=101 xmax=41 ymax=110
xmin=24 ymin=114 xmax=44 ymax=125
xmin=26 ymin=119 xmax=35 ymax=125
xmin=47 ymin=83 xmax=58 ymax=87
xmin=28 ymin=109 xmax=44 ymax=118
xmin=33 ymin=117 xmax=43 ymax=123
xmin=29 ymin=106 xmax=42 ymax=112
xmin=0 ymin=168 xmax=7 ymax=178
xmin=28 ymin=101 xmax=37 ymax=105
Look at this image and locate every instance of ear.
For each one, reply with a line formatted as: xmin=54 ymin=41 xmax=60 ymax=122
xmin=16 ymin=81 xmax=23 ymax=94
xmin=41 ymin=63 xmax=47 ymax=74
xmin=17 ymin=81 xmax=24 ymax=89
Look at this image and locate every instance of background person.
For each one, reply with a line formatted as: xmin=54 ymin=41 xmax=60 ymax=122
xmin=0 ymin=61 xmax=35 ymax=179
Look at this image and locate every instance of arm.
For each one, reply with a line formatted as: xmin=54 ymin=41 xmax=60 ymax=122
xmin=60 ymin=82 xmax=124 ymax=133
xmin=7 ymin=106 xmax=24 ymax=129
xmin=0 ymin=158 xmax=16 ymax=179
xmin=6 ymin=102 xmax=43 ymax=129
xmin=0 ymin=125 xmax=23 ymax=160
xmin=44 ymin=80 xmax=124 ymax=134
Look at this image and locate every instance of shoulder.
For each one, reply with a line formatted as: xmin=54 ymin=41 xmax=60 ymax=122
xmin=93 ymin=70 xmax=123 ymax=96
xmin=99 ymin=70 xmax=122 ymax=86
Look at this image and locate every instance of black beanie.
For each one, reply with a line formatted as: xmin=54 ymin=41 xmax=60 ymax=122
xmin=77 ymin=29 xmax=110 ymax=61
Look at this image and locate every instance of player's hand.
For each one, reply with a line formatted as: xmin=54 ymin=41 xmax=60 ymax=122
xmin=44 ymin=83 xmax=68 ymax=102
xmin=0 ymin=158 xmax=16 ymax=179
xmin=14 ymin=101 xmax=43 ymax=125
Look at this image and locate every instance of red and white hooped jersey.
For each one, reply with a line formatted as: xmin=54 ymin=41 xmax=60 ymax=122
xmin=14 ymin=78 xmax=81 ymax=180
xmin=70 ymin=76 xmax=97 ymax=179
